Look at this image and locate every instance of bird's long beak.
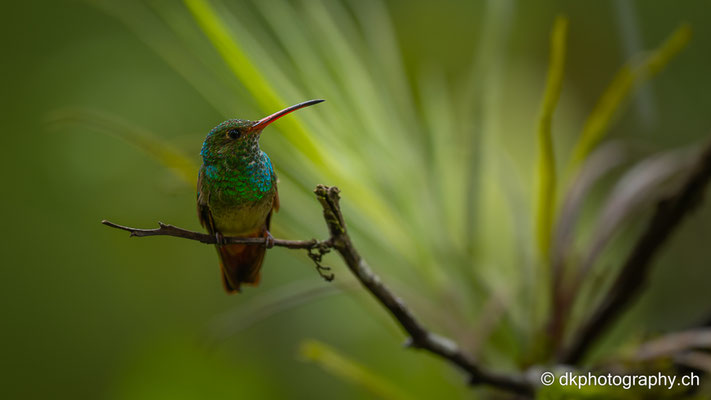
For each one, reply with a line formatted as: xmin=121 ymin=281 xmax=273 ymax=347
xmin=251 ymin=99 xmax=324 ymax=132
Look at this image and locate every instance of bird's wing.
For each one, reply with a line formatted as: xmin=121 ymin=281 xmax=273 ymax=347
xmin=265 ymin=175 xmax=280 ymax=231
xmin=272 ymin=182 xmax=280 ymax=212
xmin=197 ymin=167 xmax=217 ymax=234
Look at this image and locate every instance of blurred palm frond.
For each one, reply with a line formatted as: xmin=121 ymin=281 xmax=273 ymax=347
xmin=534 ymin=14 xmax=568 ymax=262
xmin=568 ymin=23 xmax=692 ymax=171
xmin=299 ymin=339 xmax=415 ymax=400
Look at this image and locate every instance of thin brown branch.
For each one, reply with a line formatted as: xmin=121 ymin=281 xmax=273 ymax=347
xmin=312 ymin=185 xmax=533 ymax=396
xmin=102 ymin=187 xmax=534 ymax=396
xmin=560 ymin=139 xmax=711 ymax=364
xmin=101 ymin=219 xmax=327 ymax=249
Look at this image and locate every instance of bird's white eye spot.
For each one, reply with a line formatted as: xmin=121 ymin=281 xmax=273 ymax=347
xmin=227 ymin=128 xmax=241 ymax=140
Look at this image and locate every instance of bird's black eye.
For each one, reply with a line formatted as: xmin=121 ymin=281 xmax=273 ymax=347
xmin=227 ymin=128 xmax=241 ymax=140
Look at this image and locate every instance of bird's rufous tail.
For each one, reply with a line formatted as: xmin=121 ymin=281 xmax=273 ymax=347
xmin=217 ymin=230 xmax=266 ymax=293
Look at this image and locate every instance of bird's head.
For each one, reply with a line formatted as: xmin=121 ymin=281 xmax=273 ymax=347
xmin=200 ymin=99 xmax=324 ymax=164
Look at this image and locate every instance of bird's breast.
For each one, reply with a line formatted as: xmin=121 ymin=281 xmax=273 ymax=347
xmin=210 ymin=196 xmax=275 ymax=235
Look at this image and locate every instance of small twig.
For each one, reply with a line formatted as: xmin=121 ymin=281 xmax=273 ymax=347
xmin=561 ymin=139 xmax=711 ymax=364
xmin=306 ymin=245 xmax=335 ymax=282
xmin=102 ymin=186 xmax=533 ymax=396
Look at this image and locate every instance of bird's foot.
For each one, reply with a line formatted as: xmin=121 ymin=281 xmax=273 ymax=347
xmin=264 ymin=231 xmax=275 ymax=249
xmin=215 ymin=232 xmax=226 ymax=246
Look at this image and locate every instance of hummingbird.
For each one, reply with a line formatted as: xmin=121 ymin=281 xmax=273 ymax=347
xmin=197 ymin=99 xmax=324 ymax=293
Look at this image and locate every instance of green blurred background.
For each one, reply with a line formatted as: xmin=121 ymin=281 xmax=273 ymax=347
xmin=2 ymin=0 xmax=710 ymax=399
